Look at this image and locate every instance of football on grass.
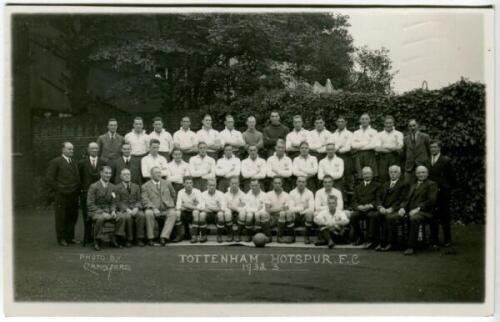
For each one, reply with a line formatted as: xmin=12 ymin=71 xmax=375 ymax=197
xmin=252 ymin=233 xmax=267 ymax=247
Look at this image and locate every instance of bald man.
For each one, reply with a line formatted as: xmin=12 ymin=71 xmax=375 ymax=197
xmin=350 ymin=166 xmax=381 ymax=248
xmin=398 ymin=166 xmax=438 ymax=255
xmin=78 ymin=142 xmax=108 ymax=244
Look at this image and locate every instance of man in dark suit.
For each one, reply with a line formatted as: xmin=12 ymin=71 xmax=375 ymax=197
xmin=403 ymin=119 xmax=430 ymax=182
xmin=45 ymin=142 xmax=81 ymax=246
xmin=397 ymin=165 xmax=438 ymax=255
xmin=97 ymin=118 xmax=125 ymax=162
xmin=141 ymin=166 xmax=178 ymax=246
xmin=78 ymin=142 xmax=107 ymax=245
xmin=87 ymin=165 xmax=120 ymax=251
xmin=111 ymin=142 xmax=142 ymax=185
xmin=350 ymin=166 xmax=381 ymax=248
xmin=375 ymin=165 xmax=408 ymax=251
xmin=429 ymin=140 xmax=456 ymax=247
xmin=114 ymin=168 xmax=143 ymax=247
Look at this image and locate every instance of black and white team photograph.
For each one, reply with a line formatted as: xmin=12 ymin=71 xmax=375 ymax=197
xmin=4 ymin=2 xmax=495 ymax=317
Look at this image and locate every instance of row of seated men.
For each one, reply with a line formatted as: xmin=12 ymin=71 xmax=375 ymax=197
xmin=85 ymin=161 xmax=438 ymax=256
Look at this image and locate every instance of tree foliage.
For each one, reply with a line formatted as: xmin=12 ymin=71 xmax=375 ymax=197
xmin=350 ymin=46 xmax=396 ymax=94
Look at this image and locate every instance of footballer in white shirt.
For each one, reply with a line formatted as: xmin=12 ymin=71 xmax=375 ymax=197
xmin=288 ymin=176 xmax=316 ymax=244
xmin=200 ymin=178 xmax=231 ymax=243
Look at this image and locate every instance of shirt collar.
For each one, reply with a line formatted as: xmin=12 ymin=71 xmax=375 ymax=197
xmin=123 ymin=181 xmax=130 ymax=188
xmin=108 ymin=131 xmax=116 ymax=138
xmin=433 ymin=153 xmax=441 ymax=160
xmin=360 ymin=125 xmax=371 ymax=130
xmin=89 ymin=155 xmax=97 ymax=160
xmin=62 ymin=155 xmax=71 ymax=163
xmin=153 ymin=180 xmax=161 ymax=185
xmin=100 ymin=179 xmax=108 ymax=187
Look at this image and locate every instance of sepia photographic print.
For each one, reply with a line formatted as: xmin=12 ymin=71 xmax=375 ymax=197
xmin=3 ymin=1 xmax=495 ymax=317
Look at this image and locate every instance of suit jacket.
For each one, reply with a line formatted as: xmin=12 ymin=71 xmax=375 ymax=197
xmin=87 ymin=180 xmax=116 ymax=215
xmin=78 ymin=156 xmax=107 ymax=192
xmin=111 ymin=155 xmax=142 ymax=185
xmin=429 ymin=155 xmax=455 ymax=193
xmin=97 ymin=132 xmax=125 ymax=161
xmin=114 ymin=181 xmax=142 ymax=211
xmin=141 ymin=179 xmax=177 ymax=210
xmin=45 ymin=156 xmax=80 ymax=195
xmin=403 ymin=179 xmax=438 ymax=213
xmin=403 ymin=131 xmax=430 ymax=172
xmin=377 ymin=179 xmax=408 ymax=210
xmin=352 ymin=181 xmax=381 ymax=209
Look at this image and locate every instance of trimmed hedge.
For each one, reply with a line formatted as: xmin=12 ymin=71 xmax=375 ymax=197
xmin=201 ymin=79 xmax=486 ymax=223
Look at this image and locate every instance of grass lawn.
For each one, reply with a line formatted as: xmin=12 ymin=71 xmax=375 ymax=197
xmin=12 ymin=207 xmax=485 ymax=303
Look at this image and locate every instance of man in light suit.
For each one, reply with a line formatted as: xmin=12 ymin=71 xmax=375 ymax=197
xmin=428 ymin=140 xmax=456 ymax=247
xmin=141 ymin=167 xmax=178 ymax=246
xmin=396 ymin=165 xmax=438 ymax=255
xmin=97 ymin=118 xmax=125 ymax=162
xmin=86 ymin=165 xmax=119 ymax=251
xmin=45 ymin=142 xmax=81 ymax=246
xmin=111 ymin=142 xmax=142 ymax=185
xmin=78 ymin=142 xmax=107 ymax=245
xmin=403 ymin=119 xmax=430 ymax=182
xmin=114 ymin=168 xmax=143 ymax=247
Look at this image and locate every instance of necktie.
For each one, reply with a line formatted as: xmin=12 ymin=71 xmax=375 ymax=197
xmin=390 ymin=181 xmax=395 ymax=189
xmin=91 ymin=158 xmax=96 ymax=169
xmin=68 ymin=158 xmax=72 ymax=165
xmin=125 ymin=158 xmax=130 ymax=167
xmin=416 ymin=181 xmax=422 ymax=188
xmin=157 ymin=183 xmax=161 ymax=194
xmin=127 ymin=183 xmax=131 ymax=194
xmin=111 ymin=134 xmax=114 ymax=143
xmin=412 ymin=133 xmax=416 ymax=145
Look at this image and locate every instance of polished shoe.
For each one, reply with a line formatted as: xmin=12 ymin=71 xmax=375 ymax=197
xmin=314 ymin=240 xmax=327 ymax=246
xmin=93 ymin=243 xmax=101 ymax=251
xmin=443 ymin=242 xmax=452 ymax=247
xmin=125 ymin=241 xmax=132 ymax=248
xmin=403 ymin=248 xmax=415 ymax=256
xmin=58 ymin=240 xmax=69 ymax=247
xmin=199 ymin=234 xmax=207 ymax=243
xmin=225 ymin=234 xmax=234 ymax=243
xmin=190 ymin=235 xmax=198 ymax=243
xmin=362 ymin=242 xmax=375 ymax=249
xmin=147 ymin=240 xmax=155 ymax=246
xmin=137 ymin=240 xmax=145 ymax=247
xmin=68 ymin=239 xmax=81 ymax=245
xmin=382 ymin=244 xmax=394 ymax=252
xmin=160 ymin=238 xmax=167 ymax=246
xmin=328 ymin=240 xmax=335 ymax=249
xmin=216 ymin=235 xmax=223 ymax=243
xmin=374 ymin=244 xmax=383 ymax=251
xmin=431 ymin=244 xmax=440 ymax=251
xmin=304 ymin=236 xmax=311 ymax=245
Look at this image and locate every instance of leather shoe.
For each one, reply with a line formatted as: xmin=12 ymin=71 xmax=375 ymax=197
xmin=93 ymin=243 xmax=101 ymax=251
xmin=382 ymin=244 xmax=394 ymax=252
xmin=374 ymin=244 xmax=383 ymax=251
xmin=58 ymin=240 xmax=68 ymax=247
xmin=147 ymin=240 xmax=155 ymax=246
xmin=352 ymin=239 xmax=363 ymax=246
xmin=125 ymin=241 xmax=132 ymax=248
xmin=137 ymin=240 xmax=145 ymax=247
xmin=315 ymin=240 xmax=327 ymax=246
xmin=403 ymin=248 xmax=415 ymax=256
xmin=328 ymin=240 xmax=335 ymax=249
xmin=362 ymin=242 xmax=374 ymax=249
xmin=160 ymin=238 xmax=167 ymax=246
